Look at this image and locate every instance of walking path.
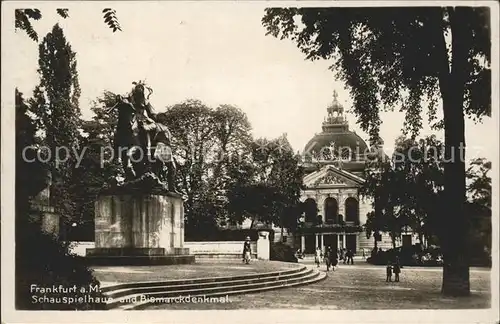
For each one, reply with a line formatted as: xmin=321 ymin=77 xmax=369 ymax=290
xmin=147 ymin=261 xmax=491 ymax=310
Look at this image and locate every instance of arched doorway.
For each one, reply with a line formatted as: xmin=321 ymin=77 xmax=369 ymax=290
xmin=345 ymin=197 xmax=359 ymax=224
xmin=303 ymin=198 xmax=317 ymax=223
xmin=324 ymin=197 xmax=338 ymax=224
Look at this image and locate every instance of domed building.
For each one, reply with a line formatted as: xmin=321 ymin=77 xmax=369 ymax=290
xmin=292 ymin=91 xmax=392 ymax=255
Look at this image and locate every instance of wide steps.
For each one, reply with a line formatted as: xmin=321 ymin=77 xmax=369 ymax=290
xmin=101 ymin=264 xmax=325 ymax=310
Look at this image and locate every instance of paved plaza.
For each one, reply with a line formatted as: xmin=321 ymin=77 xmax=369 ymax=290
xmin=145 ymin=261 xmax=491 ymax=310
xmin=93 ymin=260 xmax=298 ymax=287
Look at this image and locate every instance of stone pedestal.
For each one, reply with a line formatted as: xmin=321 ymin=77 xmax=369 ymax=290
xmin=257 ymin=231 xmax=270 ymax=260
xmin=29 ymin=170 xmax=60 ymax=236
xmin=86 ymin=192 xmax=194 ymax=265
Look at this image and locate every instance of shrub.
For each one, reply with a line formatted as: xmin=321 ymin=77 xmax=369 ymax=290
xmin=270 ymin=242 xmax=298 ymax=263
xmin=16 ymin=219 xmax=106 ymax=310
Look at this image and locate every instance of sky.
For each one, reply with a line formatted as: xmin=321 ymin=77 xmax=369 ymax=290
xmin=9 ymin=2 xmax=498 ymax=163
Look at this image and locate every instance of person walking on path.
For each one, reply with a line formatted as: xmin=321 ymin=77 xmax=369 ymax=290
xmin=345 ymin=249 xmax=354 ymax=265
xmin=386 ymin=261 xmax=393 ymax=282
xmin=325 ymin=247 xmax=338 ymax=271
xmin=393 ymin=257 xmax=402 ymax=282
xmin=339 ymin=248 xmax=345 ymax=264
xmin=314 ymin=247 xmax=322 ymax=268
xmin=330 ymin=248 xmax=338 ymax=271
xmin=242 ymin=236 xmax=252 ymax=264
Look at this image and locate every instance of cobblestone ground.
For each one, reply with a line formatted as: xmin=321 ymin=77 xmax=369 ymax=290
xmin=147 ymin=262 xmax=491 ymax=310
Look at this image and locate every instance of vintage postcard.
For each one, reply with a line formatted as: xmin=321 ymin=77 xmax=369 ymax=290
xmin=1 ymin=1 xmax=499 ymax=323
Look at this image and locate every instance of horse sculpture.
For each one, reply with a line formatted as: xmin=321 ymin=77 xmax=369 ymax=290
xmin=106 ymin=81 xmax=177 ymax=193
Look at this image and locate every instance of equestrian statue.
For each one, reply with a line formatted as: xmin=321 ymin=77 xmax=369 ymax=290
xmin=106 ymin=81 xmax=177 ymax=193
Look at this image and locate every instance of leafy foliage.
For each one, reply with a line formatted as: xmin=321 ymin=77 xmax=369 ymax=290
xmin=56 ymin=9 xmax=69 ymax=18
xmin=16 ymin=220 xmax=106 ymax=310
xmin=15 ymin=9 xmax=42 ymax=41
xmin=262 ymin=8 xmax=491 ymax=140
xmin=16 ymin=80 xmax=103 ymax=311
xmin=28 ymin=24 xmax=82 ymax=223
xmin=362 ymin=135 xmax=491 ymax=256
xmin=15 ymin=8 xmax=120 ymax=42
xmin=102 ymin=8 xmax=122 ymax=32
xmin=227 ymin=135 xmax=304 ymax=230
xmin=262 ymin=6 xmax=491 ymax=296
xmin=157 ymin=100 xmax=254 ymax=235
xmin=15 ymin=89 xmax=49 ymax=220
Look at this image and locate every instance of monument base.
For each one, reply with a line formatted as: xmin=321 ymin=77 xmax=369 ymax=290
xmin=85 ymin=254 xmax=195 ymax=266
xmin=86 ymin=247 xmax=194 ymax=266
xmin=86 ymin=177 xmax=193 ymax=266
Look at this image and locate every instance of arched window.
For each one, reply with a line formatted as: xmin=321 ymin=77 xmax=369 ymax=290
xmin=324 ymin=197 xmax=338 ymax=224
xmin=303 ymin=198 xmax=317 ymax=223
xmin=345 ymin=197 xmax=359 ymax=224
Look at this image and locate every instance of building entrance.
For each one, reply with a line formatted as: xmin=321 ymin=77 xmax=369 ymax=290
xmin=323 ymin=234 xmax=338 ymax=252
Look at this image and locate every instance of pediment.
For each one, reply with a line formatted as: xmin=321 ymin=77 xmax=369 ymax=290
xmin=303 ymin=165 xmax=364 ymax=189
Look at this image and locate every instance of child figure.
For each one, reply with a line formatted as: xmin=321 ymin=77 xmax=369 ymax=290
xmin=386 ymin=261 xmax=393 ymax=282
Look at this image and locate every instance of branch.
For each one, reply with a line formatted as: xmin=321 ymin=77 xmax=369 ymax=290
xmin=102 ymin=9 xmax=122 ymax=32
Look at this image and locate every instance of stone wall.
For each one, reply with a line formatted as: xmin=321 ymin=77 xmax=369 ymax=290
xmin=185 ymin=241 xmax=257 ymax=256
xmin=68 ymin=241 xmax=95 ymax=256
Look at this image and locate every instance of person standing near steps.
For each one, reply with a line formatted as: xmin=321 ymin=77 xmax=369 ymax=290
xmin=242 ymin=237 xmax=252 ymax=264
xmin=314 ymin=247 xmax=322 ymax=267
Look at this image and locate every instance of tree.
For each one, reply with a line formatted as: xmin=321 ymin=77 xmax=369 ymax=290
xmin=465 ymin=158 xmax=492 ymax=264
xmin=15 ymin=8 xmax=121 ymax=42
xmin=262 ymin=6 xmax=491 ymax=296
xmin=15 ymin=89 xmax=49 ymax=224
xmin=28 ymin=24 xmax=82 ymax=225
xmin=67 ymin=91 xmax=122 ymax=240
xmin=391 ymin=135 xmax=445 ymax=245
xmin=15 ymin=90 xmax=104 ymax=311
xmin=361 ymin=153 xmax=401 ymax=249
xmin=157 ymin=100 xmax=255 ymax=237
xmin=227 ymin=135 xmax=304 ymax=231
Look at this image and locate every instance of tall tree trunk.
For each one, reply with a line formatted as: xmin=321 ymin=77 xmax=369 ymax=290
xmin=437 ymin=8 xmax=471 ymax=296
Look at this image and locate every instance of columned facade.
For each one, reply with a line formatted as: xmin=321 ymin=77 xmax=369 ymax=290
xmin=296 ymin=90 xmax=377 ymax=255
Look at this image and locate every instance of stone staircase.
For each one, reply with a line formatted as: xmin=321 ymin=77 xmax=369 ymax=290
xmin=101 ymin=264 xmax=326 ymax=310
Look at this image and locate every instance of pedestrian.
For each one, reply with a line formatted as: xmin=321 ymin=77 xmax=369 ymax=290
xmin=393 ymin=257 xmax=401 ymax=282
xmin=314 ymin=247 xmax=322 ymax=267
xmin=330 ymin=248 xmax=338 ymax=271
xmin=386 ymin=261 xmax=393 ymax=282
xmin=242 ymin=236 xmax=252 ymax=264
xmin=346 ymin=249 xmax=354 ymax=265
xmin=340 ymin=248 xmax=345 ymax=264
xmin=362 ymin=248 xmax=366 ymax=260
xmin=325 ymin=247 xmax=332 ymax=271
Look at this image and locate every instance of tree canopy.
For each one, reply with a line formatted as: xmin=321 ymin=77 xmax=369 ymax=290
xmin=15 ymin=8 xmax=121 ymax=42
xmin=262 ymin=5 xmax=492 ymax=296
xmin=263 ymin=7 xmax=490 ymax=141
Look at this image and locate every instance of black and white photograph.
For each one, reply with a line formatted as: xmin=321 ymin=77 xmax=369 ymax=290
xmin=1 ymin=1 xmax=498 ymax=323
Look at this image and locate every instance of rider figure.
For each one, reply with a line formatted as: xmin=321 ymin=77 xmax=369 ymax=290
xmin=128 ymin=82 xmax=157 ymax=138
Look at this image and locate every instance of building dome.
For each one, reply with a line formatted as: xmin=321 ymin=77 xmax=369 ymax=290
xmin=303 ymin=91 xmax=369 ymax=162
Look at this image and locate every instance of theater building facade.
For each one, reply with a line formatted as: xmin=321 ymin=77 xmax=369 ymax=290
xmin=293 ymin=91 xmax=394 ymax=254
